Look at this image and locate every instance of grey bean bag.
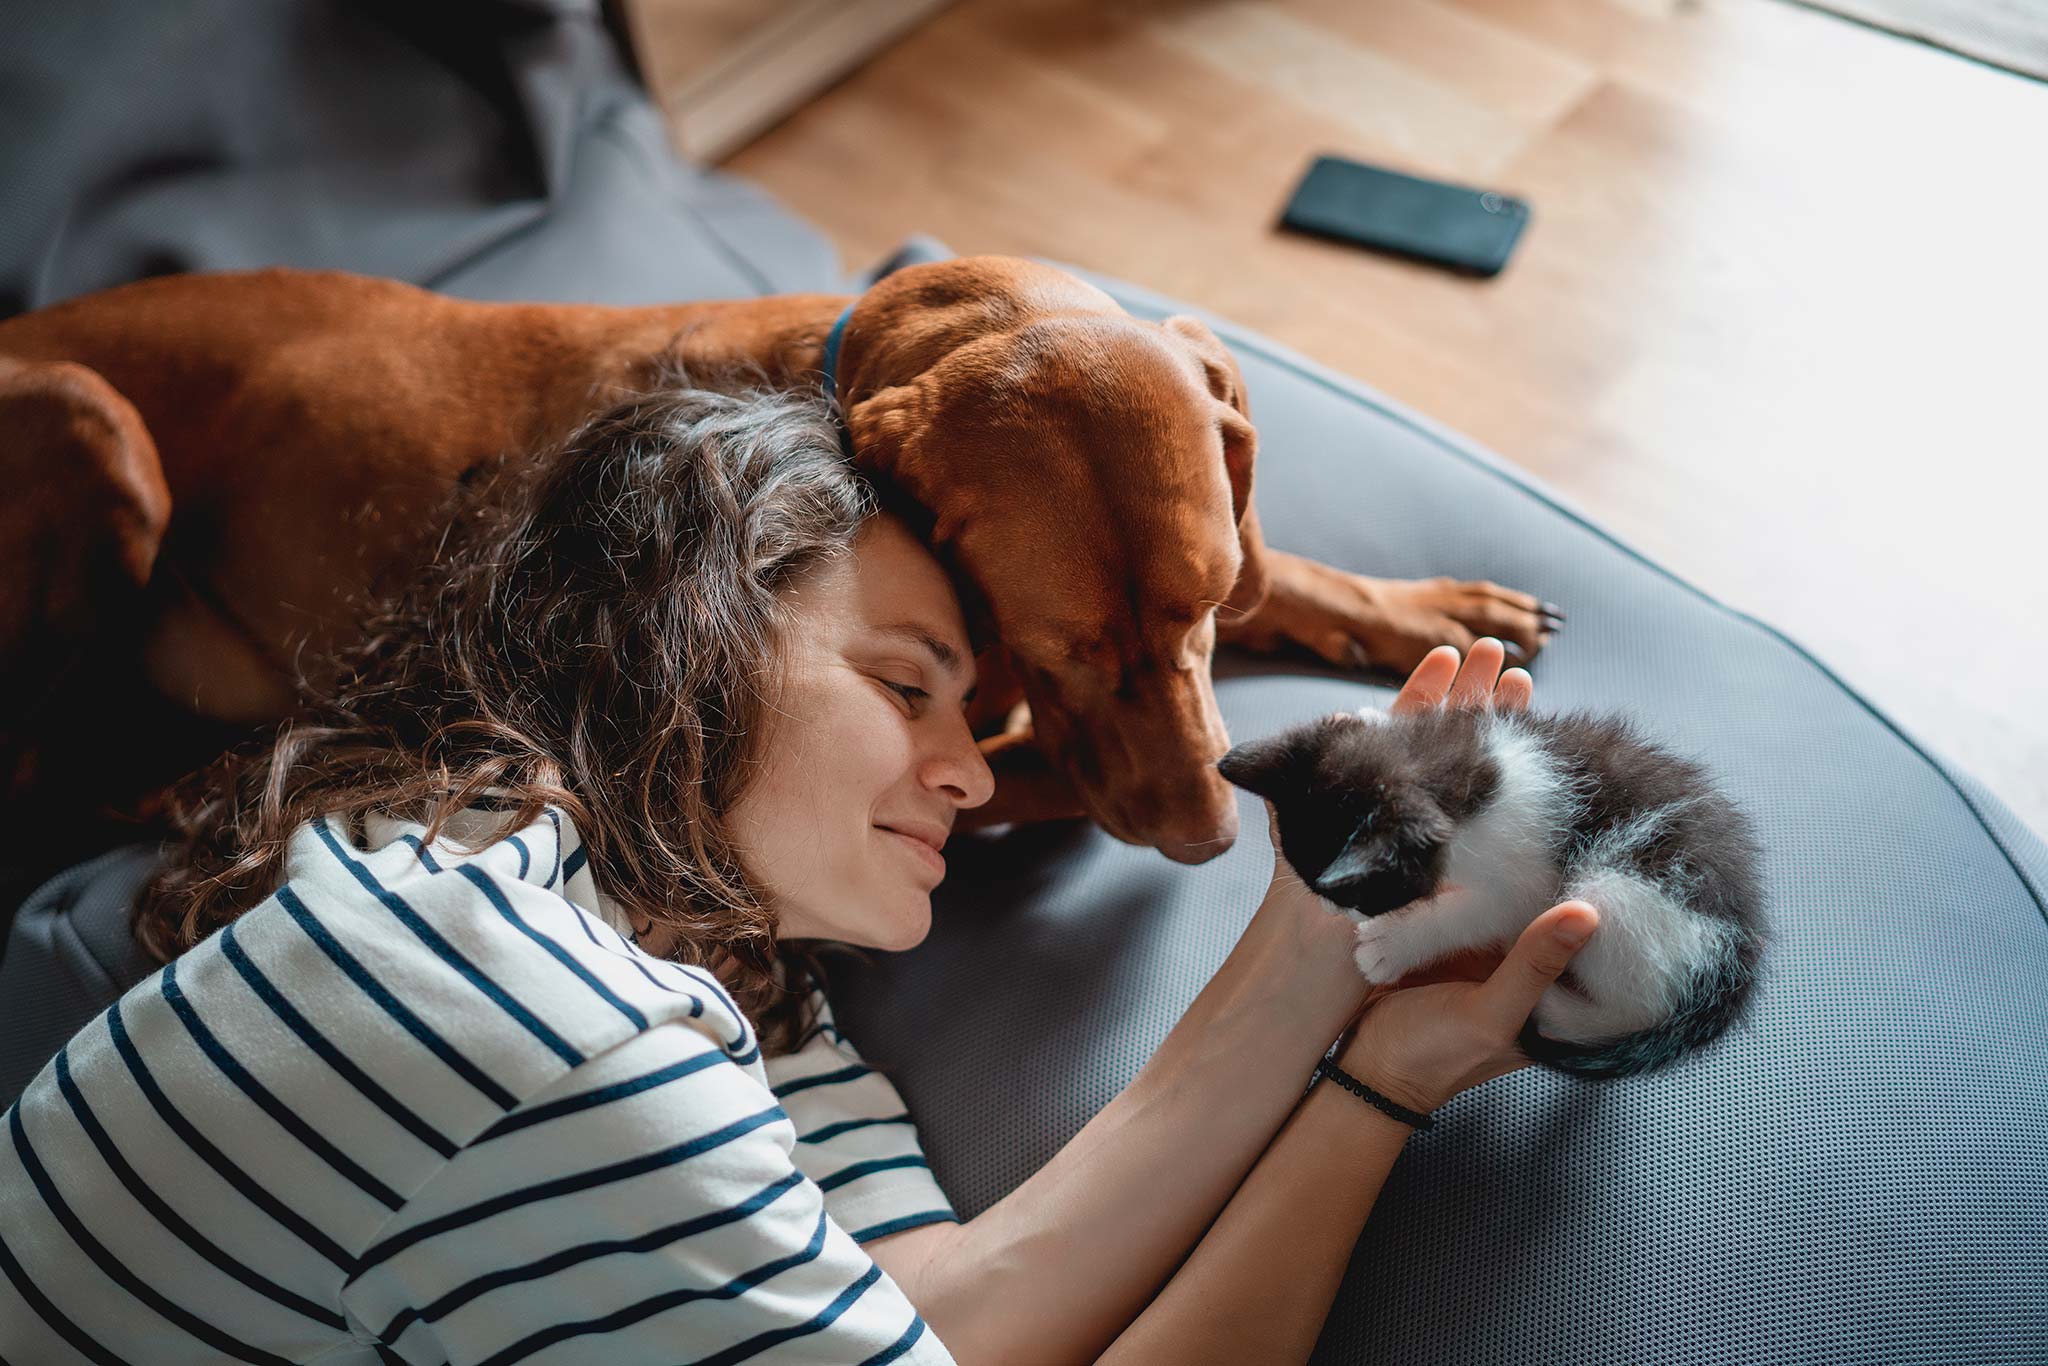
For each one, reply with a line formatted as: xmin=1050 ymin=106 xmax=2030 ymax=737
xmin=5 ymin=2 xmax=2044 ymax=1362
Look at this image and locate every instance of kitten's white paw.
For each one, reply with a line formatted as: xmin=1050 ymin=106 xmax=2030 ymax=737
xmin=1352 ymin=920 xmax=1403 ymax=985
xmin=1354 ymin=705 xmax=1390 ymax=725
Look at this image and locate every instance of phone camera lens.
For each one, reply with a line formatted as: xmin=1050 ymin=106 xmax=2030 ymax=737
xmin=1479 ymin=192 xmax=1504 ymax=213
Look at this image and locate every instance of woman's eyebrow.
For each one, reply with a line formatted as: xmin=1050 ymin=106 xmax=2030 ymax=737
xmin=871 ymin=621 xmax=977 ymax=698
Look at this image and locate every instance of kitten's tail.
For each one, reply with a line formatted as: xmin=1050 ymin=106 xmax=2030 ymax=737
xmin=1515 ymin=922 xmax=1767 ymax=1080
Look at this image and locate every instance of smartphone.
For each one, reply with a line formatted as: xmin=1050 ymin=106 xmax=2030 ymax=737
xmin=1279 ymin=154 xmax=1531 ymax=277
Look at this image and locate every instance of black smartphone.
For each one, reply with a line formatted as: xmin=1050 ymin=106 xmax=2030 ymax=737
xmin=1278 ymin=154 xmax=1531 ymax=277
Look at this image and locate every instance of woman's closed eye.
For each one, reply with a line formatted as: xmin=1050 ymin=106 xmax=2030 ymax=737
xmin=884 ymin=680 xmax=931 ymax=708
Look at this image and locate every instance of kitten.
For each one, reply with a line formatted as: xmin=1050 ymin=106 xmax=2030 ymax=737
xmin=1217 ymin=704 xmax=1770 ymax=1079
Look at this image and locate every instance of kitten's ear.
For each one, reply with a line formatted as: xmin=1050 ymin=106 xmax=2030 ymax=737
xmin=1215 ymin=731 xmax=1304 ymax=803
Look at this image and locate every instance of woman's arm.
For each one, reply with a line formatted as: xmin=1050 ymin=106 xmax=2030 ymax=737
xmin=1094 ymin=1057 xmax=1416 ymax=1366
xmin=867 ymin=882 xmax=1371 ymax=1366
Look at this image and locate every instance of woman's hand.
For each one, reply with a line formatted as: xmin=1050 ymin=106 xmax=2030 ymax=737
xmin=1335 ymin=901 xmax=1598 ymax=1114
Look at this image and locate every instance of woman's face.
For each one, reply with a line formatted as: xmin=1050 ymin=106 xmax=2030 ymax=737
xmin=724 ymin=511 xmax=995 ymax=951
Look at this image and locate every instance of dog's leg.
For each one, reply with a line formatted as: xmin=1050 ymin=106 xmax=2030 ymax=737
xmin=1216 ymin=549 xmax=1563 ymax=675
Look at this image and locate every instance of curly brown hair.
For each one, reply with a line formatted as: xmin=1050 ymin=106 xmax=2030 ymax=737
xmin=134 ymin=368 xmax=913 ymax=1056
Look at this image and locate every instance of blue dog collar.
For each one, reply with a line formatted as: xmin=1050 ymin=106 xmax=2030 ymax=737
xmin=821 ymin=301 xmax=857 ymax=459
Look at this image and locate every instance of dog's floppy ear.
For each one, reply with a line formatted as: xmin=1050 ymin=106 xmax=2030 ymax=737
xmin=1162 ymin=314 xmax=1269 ymax=621
xmin=1162 ymin=314 xmax=1255 ymax=524
xmin=845 ymin=377 xmax=946 ymax=516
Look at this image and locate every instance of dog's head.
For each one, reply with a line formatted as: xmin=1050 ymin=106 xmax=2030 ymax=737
xmin=838 ymin=257 xmax=1268 ymax=863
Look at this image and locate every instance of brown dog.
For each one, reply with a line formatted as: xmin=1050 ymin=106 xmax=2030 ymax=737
xmin=0 ymin=257 xmax=1557 ymax=870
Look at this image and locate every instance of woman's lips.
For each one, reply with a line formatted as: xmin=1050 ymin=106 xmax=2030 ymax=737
xmin=879 ymin=826 xmax=946 ymax=880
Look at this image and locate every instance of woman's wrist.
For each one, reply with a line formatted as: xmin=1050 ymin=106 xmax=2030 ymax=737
xmin=1237 ymin=885 xmax=1372 ymax=1045
xmin=1332 ymin=1028 xmax=1443 ymax=1117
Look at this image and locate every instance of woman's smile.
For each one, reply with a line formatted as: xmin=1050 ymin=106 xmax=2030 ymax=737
xmin=878 ymin=824 xmax=948 ymax=882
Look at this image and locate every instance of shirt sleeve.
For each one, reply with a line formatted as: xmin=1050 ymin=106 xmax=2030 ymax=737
xmin=763 ymin=990 xmax=960 ymax=1244
xmin=341 ymin=1017 xmax=957 ymax=1366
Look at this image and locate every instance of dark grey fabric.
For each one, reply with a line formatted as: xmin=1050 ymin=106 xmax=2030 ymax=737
xmin=0 ymin=844 xmax=163 ymax=1107
xmin=825 ymin=265 xmax=2048 ymax=1364
xmin=0 ymin=0 xmax=842 ymax=317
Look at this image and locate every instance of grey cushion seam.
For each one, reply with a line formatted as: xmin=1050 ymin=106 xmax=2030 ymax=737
xmin=421 ymin=205 xmax=554 ymax=292
xmin=633 ymin=108 xmax=779 ymax=298
xmin=1059 ymin=262 xmax=2048 ymax=927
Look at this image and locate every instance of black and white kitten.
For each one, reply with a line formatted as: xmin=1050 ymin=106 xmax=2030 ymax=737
xmin=1217 ymin=704 xmax=1770 ymax=1079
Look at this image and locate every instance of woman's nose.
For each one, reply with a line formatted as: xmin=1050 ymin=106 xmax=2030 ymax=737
xmin=929 ymin=717 xmax=997 ymax=810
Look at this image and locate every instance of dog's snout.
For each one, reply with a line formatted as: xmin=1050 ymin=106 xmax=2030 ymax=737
xmin=1157 ymin=805 xmax=1239 ymax=864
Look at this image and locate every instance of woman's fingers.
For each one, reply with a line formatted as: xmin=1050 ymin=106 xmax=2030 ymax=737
xmin=1478 ymin=901 xmax=1599 ymax=1040
xmin=1389 ymin=644 xmax=1461 ymax=715
xmin=1494 ymin=665 xmax=1533 ymax=712
xmin=1444 ymin=639 xmax=1504 ymax=709
xmin=1391 ymin=639 xmax=1529 ymax=716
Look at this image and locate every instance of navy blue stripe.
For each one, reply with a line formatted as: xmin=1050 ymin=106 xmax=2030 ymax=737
xmin=357 ymin=1102 xmax=788 ymax=1271
xmin=816 ymin=1154 xmax=928 ymax=1193
xmin=793 ymin=1019 xmax=848 ymax=1050
xmin=543 ymin=810 xmax=564 ymax=889
xmin=276 ymin=885 xmax=516 ymax=1111
xmin=378 ymin=1171 xmax=807 ymax=1341
xmin=858 ymin=1314 xmax=931 ymax=1365
xmin=541 ymin=899 xmax=755 ymax=1056
xmin=505 ymin=834 xmax=532 ymax=880
xmin=658 ymin=959 xmax=760 ymax=1064
xmin=561 ymin=844 xmax=589 ymax=883
xmin=693 ymin=1258 xmax=886 ymax=1366
xmin=393 ymin=833 xmax=445 ymax=873
xmin=313 ymin=818 xmax=584 ymax=1067
xmin=105 ymin=999 xmax=357 ymax=1272
xmin=51 ymin=1051 xmax=347 ymax=1331
xmin=473 ymin=1208 xmax=836 ymax=1366
xmin=221 ymin=922 xmax=457 ymax=1160
xmin=0 ymin=1222 xmax=130 ymax=1365
xmin=472 ymin=1051 xmax=726 ymax=1145
xmin=453 ymin=863 xmax=649 ymax=1030
xmin=160 ymin=959 xmax=403 ymax=1210
xmin=772 ymin=1062 xmax=875 ymax=1099
xmin=848 ymin=1210 xmax=960 ymax=1245
xmin=798 ymin=1113 xmax=914 ymax=1145
xmin=9 ymin=1106 xmax=295 ymax=1365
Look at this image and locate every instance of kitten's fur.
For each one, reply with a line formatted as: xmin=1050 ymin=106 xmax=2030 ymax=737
xmin=1218 ymin=705 xmax=1769 ymax=1079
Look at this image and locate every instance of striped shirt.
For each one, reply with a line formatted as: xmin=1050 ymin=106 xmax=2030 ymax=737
xmin=0 ymin=804 xmax=959 ymax=1364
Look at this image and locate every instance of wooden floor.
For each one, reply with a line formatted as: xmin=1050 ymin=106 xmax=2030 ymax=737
xmin=689 ymin=0 xmax=2045 ymax=835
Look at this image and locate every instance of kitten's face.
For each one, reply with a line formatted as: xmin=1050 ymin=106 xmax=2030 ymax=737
xmin=1217 ymin=709 xmax=1493 ymax=917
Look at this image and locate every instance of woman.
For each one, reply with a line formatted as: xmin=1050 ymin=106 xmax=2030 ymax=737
xmin=0 ymin=377 xmax=1597 ymax=1365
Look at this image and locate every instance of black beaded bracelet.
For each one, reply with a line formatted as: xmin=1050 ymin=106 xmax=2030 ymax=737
xmin=1309 ymin=1056 xmax=1437 ymax=1131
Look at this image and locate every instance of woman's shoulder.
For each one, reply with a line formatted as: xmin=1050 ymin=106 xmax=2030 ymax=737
xmin=248 ymin=802 xmax=767 ymax=1090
